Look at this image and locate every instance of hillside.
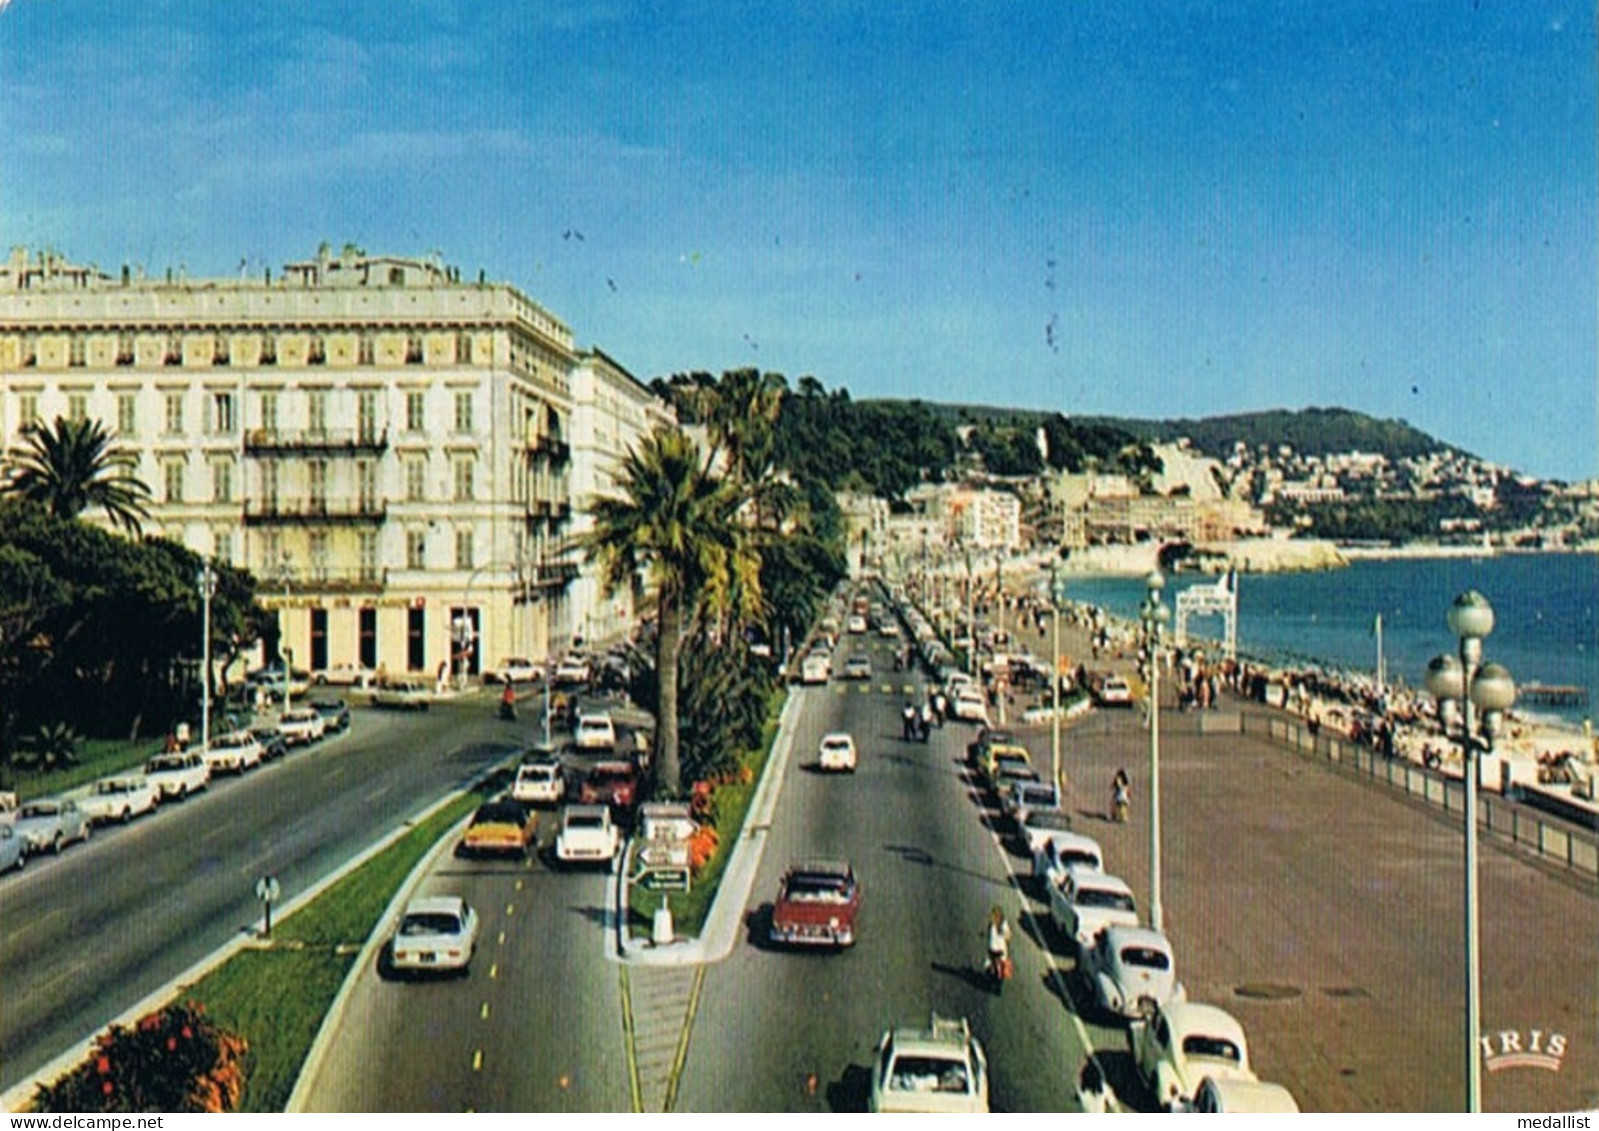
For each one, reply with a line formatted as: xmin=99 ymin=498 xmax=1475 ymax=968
xmin=1079 ymin=406 xmax=1460 ymax=465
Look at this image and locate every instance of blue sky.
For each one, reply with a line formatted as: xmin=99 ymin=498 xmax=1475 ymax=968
xmin=4 ymin=0 xmax=1594 ymax=480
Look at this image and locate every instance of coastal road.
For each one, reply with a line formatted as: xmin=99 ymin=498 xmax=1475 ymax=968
xmin=673 ymin=629 xmax=1109 ymax=1112
xmin=0 ymin=696 xmax=524 ymax=1092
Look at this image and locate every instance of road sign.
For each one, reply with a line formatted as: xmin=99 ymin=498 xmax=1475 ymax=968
xmin=255 ymin=874 xmax=281 ymax=938
xmin=636 ymin=867 xmax=691 ymax=893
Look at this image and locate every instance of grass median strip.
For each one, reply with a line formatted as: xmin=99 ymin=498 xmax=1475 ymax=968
xmin=180 ymin=787 xmax=488 ymax=1112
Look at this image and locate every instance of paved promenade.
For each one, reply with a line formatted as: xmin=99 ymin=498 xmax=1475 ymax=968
xmin=1000 ymin=613 xmax=1598 ymax=1112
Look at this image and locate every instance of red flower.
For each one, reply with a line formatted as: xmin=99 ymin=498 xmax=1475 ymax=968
xmin=101 ymin=1081 xmax=113 ymax=1096
xmin=95 ymin=1056 xmax=111 ymax=1075
xmin=181 ymin=1026 xmax=194 ymax=1040
xmin=166 ymin=1037 xmax=178 ymax=1051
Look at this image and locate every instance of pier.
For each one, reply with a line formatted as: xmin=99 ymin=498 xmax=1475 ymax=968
xmin=1517 ymin=683 xmax=1589 ymax=708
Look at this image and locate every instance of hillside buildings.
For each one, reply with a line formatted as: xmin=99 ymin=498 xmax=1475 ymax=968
xmin=0 ymin=246 xmax=669 ymax=680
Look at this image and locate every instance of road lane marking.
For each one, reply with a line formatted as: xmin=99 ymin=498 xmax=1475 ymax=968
xmin=620 ymin=968 xmax=642 ymax=1113
xmin=505 ymin=903 xmax=515 ymax=916
xmin=663 ymin=965 xmax=706 ymax=1113
xmin=515 ymin=879 xmax=524 ymax=891
xmin=472 ymin=1049 xmax=483 ymax=1072
xmin=497 ymin=930 xmax=506 ymax=946
xmin=480 ymin=1002 xmax=490 ymax=1020
xmin=489 ymin=962 xmax=499 ymax=979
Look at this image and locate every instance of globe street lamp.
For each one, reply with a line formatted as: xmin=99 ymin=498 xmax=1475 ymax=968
xmin=1424 ymin=590 xmax=1515 ymax=1113
xmin=1140 ymin=569 xmax=1170 ymax=933
xmin=197 ymin=563 xmax=218 ymax=752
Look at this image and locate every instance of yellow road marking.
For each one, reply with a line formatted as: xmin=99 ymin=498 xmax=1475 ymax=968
xmin=489 ymin=962 xmax=499 ymax=979
xmin=497 ymin=930 xmax=506 ymax=946
xmin=480 ymin=1002 xmax=490 ymax=1020
xmin=472 ymin=1049 xmax=483 ymax=1072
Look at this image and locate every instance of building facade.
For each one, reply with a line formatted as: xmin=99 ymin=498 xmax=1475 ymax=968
xmin=0 ymin=246 xmax=605 ymax=682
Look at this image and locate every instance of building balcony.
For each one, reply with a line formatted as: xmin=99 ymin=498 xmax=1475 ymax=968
xmin=520 ymin=561 xmax=579 ymax=592
xmin=527 ymin=435 xmax=571 ymax=463
xmin=244 ymin=428 xmax=389 ymax=456
xmin=268 ymin=566 xmax=390 ymax=594
xmin=243 ymin=497 xmax=388 ymax=525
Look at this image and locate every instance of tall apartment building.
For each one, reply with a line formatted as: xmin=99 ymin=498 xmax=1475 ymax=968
xmin=567 ymin=348 xmax=676 ymax=646
xmin=0 ymin=245 xmax=604 ymax=681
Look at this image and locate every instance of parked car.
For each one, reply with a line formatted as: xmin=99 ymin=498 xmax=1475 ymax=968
xmin=574 ymin=712 xmax=618 ymax=752
xmin=1079 ymin=924 xmax=1185 ymax=1020
xmin=248 ymin=663 xmax=311 ymax=702
xmin=868 ymin=1013 xmax=989 ymax=1114
xmin=817 ymin=732 xmax=859 ymax=773
xmin=951 ymin=688 xmax=990 ymax=724
xmin=487 ymin=657 xmax=541 ymax=685
xmin=204 ymin=730 xmax=265 ymax=774
xmin=1049 ymin=864 xmax=1140 ymax=951
xmin=554 ymin=804 xmax=621 ymax=864
xmin=990 ymin=758 xmax=1041 ymax=799
xmin=977 ymin=741 xmax=1030 ymax=784
xmin=0 ymin=823 xmax=27 ymax=872
xmin=245 ymin=725 xmax=287 ymax=762
xmin=389 ymin=895 xmax=479 ymax=975
xmin=14 ymin=798 xmax=92 ymax=854
xmin=79 ymin=776 xmax=161 ymax=825
xmin=1031 ymin=829 xmax=1106 ymax=891
xmin=311 ymin=662 xmax=374 ymax=689
xmin=458 ymin=799 xmax=538 ymax=858
xmin=769 ymin=860 xmax=861 ymax=948
xmin=800 ymin=651 xmax=832 ymax=685
xmin=310 ymin=698 xmax=352 ymax=733
xmin=143 ymin=751 xmax=210 ymax=800
xmin=1089 ymin=671 xmax=1135 ymax=707
xmin=1002 ymin=780 xmax=1061 ymax=827
xmin=1188 ymin=1075 xmax=1301 ymax=1113
xmin=1133 ymin=1001 xmax=1257 ymax=1111
xmin=278 ymin=706 xmax=328 ymax=746
xmin=510 ymin=757 xmax=566 ymax=806
xmin=1018 ymin=808 xmax=1077 ymax=857
xmin=847 ymin=613 xmax=869 ymax=634
xmin=842 ymin=655 xmax=873 ymax=681
xmin=577 ymin=760 xmax=640 ymax=812
xmin=966 ymin=727 xmax=1016 ymax=768
xmin=371 ymin=680 xmax=432 ymax=711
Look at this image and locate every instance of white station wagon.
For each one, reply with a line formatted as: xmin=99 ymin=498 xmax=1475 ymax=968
xmin=868 ymin=1014 xmax=989 ymax=1114
xmin=79 ymin=776 xmax=161 ymax=825
xmin=1049 ymin=864 xmax=1139 ymax=951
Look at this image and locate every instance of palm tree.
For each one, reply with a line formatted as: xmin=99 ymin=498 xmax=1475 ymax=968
xmin=578 ymin=427 xmax=744 ymax=797
xmin=4 ymin=416 xmax=151 ymax=535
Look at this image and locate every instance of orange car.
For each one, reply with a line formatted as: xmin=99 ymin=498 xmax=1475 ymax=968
xmin=458 ymin=800 xmax=538 ymax=858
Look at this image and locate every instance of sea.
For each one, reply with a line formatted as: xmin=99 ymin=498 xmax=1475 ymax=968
xmin=1060 ymin=552 xmax=1599 ymax=730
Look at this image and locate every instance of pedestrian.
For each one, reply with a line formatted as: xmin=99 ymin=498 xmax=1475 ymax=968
xmin=902 ymin=701 xmax=917 ymax=742
xmin=921 ymin=701 xmax=935 ymax=741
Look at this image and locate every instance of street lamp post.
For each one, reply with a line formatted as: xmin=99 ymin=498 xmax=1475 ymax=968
xmin=1050 ymin=563 xmax=1065 ymax=792
xmin=197 ymin=563 xmax=217 ymax=752
xmin=1140 ymin=569 xmax=1170 ymax=933
xmin=1424 ymin=590 xmax=1516 ymax=1113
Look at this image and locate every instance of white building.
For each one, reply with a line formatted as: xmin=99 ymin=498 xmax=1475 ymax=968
xmin=0 ymin=245 xmax=643 ymax=682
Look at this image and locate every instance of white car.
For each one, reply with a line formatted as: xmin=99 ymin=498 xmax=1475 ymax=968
xmin=1079 ymin=924 xmax=1185 ymax=1020
xmin=144 ymin=752 xmax=210 ymax=800
xmin=1189 ymin=1076 xmax=1301 ymax=1113
xmin=1030 ymin=829 xmax=1105 ymax=887
xmin=800 ymin=652 xmax=832 ymax=685
xmin=842 ymin=655 xmax=873 ymax=681
xmin=847 ymin=614 xmax=869 ymax=634
xmin=1133 ymin=1001 xmax=1257 ymax=1111
xmin=868 ymin=1013 xmax=989 ymax=1113
xmin=79 ymin=776 xmax=161 ymax=825
xmin=389 ymin=895 xmax=479 ymax=975
xmin=311 ymin=662 xmax=374 ymax=689
xmin=818 ymin=732 xmax=858 ymax=773
xmin=510 ymin=758 xmax=566 ymax=806
xmin=13 ymin=798 xmax=92 ymax=854
xmin=1091 ymin=673 xmax=1135 ymax=707
xmin=555 ymin=804 xmax=621 ymax=864
xmin=1001 ymin=780 xmax=1060 ymax=825
xmin=489 ymin=657 xmax=541 ymax=684
xmin=1049 ymin=864 xmax=1140 ymax=951
xmin=371 ymin=680 xmax=432 ymax=710
xmin=574 ymin=712 xmax=618 ymax=752
xmin=204 ymin=730 xmax=265 ymax=774
xmin=278 ymin=707 xmax=328 ymax=746
xmin=951 ymin=688 xmax=989 ymax=724
xmin=553 ymin=656 xmax=592 ymax=686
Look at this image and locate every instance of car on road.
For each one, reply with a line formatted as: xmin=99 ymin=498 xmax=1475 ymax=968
xmin=14 ymin=798 xmax=92 ymax=855
xmin=458 ymin=799 xmax=538 ymax=858
xmin=278 ymin=707 xmax=328 ymax=746
xmin=0 ymin=823 xmax=27 ymax=872
xmin=1017 ymin=807 xmax=1076 ymax=855
xmin=486 ymin=657 xmax=541 ymax=685
xmin=577 ymin=760 xmax=640 ymax=812
xmin=371 ymin=680 xmax=432 ymax=711
xmin=388 ymin=895 xmax=479 ymax=975
xmin=976 ymin=740 xmax=1029 ymax=784
xmin=574 ymin=712 xmax=618 ymax=752
xmin=554 ymin=804 xmax=621 ymax=864
xmin=553 ymin=655 xmax=593 ymax=687
xmin=770 ymin=860 xmax=861 ymax=948
xmin=1049 ymin=864 xmax=1140 ymax=951
xmin=1188 ymin=1075 xmax=1301 ymax=1113
xmin=310 ymin=698 xmax=352 ymax=733
xmin=1089 ymin=672 xmax=1135 ymax=707
xmin=204 ymin=730 xmax=265 ymax=774
xmin=1031 ymin=829 xmax=1105 ymax=889
xmin=965 ymin=726 xmax=1016 ymax=768
xmin=251 ymin=725 xmax=289 ymax=762
xmin=78 ymin=776 xmax=161 ymax=825
xmin=143 ymin=751 xmax=210 ymax=800
xmin=1001 ymin=780 xmax=1061 ymax=827
xmin=248 ymin=663 xmax=311 ymax=702
xmin=817 ymin=732 xmax=859 ymax=773
xmin=951 ymin=688 xmax=990 ymax=725
xmin=842 ymin=655 xmax=873 ymax=681
xmin=847 ymin=613 xmax=869 ymax=634
xmin=800 ymin=651 xmax=832 ymax=685
xmin=311 ymin=662 xmax=374 ymax=689
xmin=1079 ymin=924 xmax=1185 ymax=1020
xmin=1133 ymin=1001 xmax=1257 ymax=1111
xmin=510 ymin=758 xmax=566 ymax=806
xmin=868 ymin=1013 xmax=989 ymax=1113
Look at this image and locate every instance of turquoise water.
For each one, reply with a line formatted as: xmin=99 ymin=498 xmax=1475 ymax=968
xmin=1061 ymin=553 xmax=1599 ymax=725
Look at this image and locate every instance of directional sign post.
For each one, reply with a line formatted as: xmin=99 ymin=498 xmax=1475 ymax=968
xmin=255 ymin=874 xmax=281 ymax=938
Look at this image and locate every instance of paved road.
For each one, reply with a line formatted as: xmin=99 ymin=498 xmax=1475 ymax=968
xmin=673 ymin=628 xmax=1108 ymax=1112
xmin=0 ymin=696 xmax=523 ymax=1091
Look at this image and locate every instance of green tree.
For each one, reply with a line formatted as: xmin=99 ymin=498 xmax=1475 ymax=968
xmin=579 ymin=427 xmax=745 ymax=797
xmin=3 ymin=417 xmax=152 ymax=535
